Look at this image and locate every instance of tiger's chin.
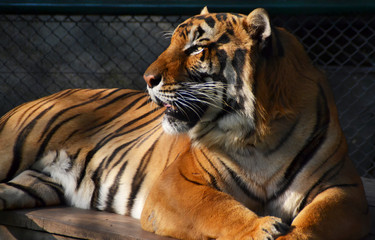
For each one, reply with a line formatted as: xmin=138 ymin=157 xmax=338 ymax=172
xmin=162 ymin=115 xmax=194 ymax=134
xmin=156 ymin=97 xmax=209 ymax=135
xmin=161 ymin=106 xmax=206 ymax=134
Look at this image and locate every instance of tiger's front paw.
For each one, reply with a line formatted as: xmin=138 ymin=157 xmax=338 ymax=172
xmin=249 ymin=216 xmax=289 ymax=240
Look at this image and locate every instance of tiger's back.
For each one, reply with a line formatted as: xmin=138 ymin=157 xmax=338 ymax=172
xmin=0 ymin=88 xmax=188 ymax=218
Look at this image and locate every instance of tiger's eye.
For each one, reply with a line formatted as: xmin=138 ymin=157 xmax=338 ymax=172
xmin=193 ymin=46 xmax=204 ymax=55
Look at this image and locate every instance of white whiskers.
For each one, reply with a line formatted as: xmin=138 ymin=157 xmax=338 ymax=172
xmin=178 ymin=82 xmax=241 ymax=115
xmin=162 ymin=31 xmax=174 ymax=40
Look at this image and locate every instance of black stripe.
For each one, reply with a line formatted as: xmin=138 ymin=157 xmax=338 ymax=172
xmin=49 ymin=89 xmax=82 ymax=100
xmin=15 ymin=92 xmax=60 ymax=128
xmin=221 ymin=160 xmax=264 ymax=203
xmin=105 ymin=161 xmax=128 ymax=212
xmin=88 ymin=121 xmax=161 ymax=210
xmin=179 ymin=169 xmax=204 ymax=186
xmin=36 ymin=114 xmax=81 ymax=161
xmin=265 ymin=117 xmax=300 ymax=156
xmin=28 ymin=167 xmax=51 ymax=178
xmin=90 ymin=157 xmax=107 ymax=209
xmin=199 ymin=38 xmax=210 ymax=42
xmin=270 ymin=86 xmax=330 ymax=201
xmin=66 ymin=149 xmax=80 ymax=172
xmin=232 ymin=48 xmax=247 ymax=90
xmin=309 ymin=136 xmax=343 ymax=177
xmin=126 ymin=138 xmax=160 ymax=215
xmin=86 ymin=94 xmax=148 ymax=133
xmin=270 ymin=121 xmax=328 ymax=201
xmin=95 ymin=91 xmax=140 ymax=110
xmin=201 ymin=150 xmax=221 ymax=174
xmin=38 ymin=93 xmax=103 ymax=142
xmin=215 ymin=13 xmax=228 ymax=21
xmin=136 ymin=97 xmax=152 ymax=110
xmin=5 ymin=182 xmax=46 ymax=206
xmin=76 ymin=110 xmax=163 ymax=190
xmin=227 ymin=27 xmax=234 ymax=35
xmin=194 ymin=154 xmax=220 ymax=191
xmin=98 ymin=109 xmax=163 ymax=147
xmin=134 ymin=124 xmax=162 ymax=148
xmin=217 ymin=33 xmax=230 ymax=44
xmin=62 ymin=129 xmax=80 ymax=143
xmin=88 ymin=89 xmax=109 ymax=99
xmin=200 ymin=49 xmax=206 ymax=62
xmin=6 ymin=105 xmax=54 ymax=182
xmin=163 ymin=140 xmax=177 ymax=169
xmin=217 ymin=49 xmax=228 ymax=74
xmin=177 ymin=22 xmax=193 ymax=39
xmin=98 ymin=88 xmax=123 ymax=100
xmin=231 ymin=16 xmax=237 ymax=24
xmin=16 ymin=89 xmax=79 ymax=130
xmin=297 ymin=157 xmax=346 ymax=212
xmin=28 ymin=173 xmax=65 ymax=204
xmin=204 ymin=16 xmax=215 ymax=28
xmin=105 ymin=139 xmax=138 ymax=169
xmin=32 ymin=172 xmax=61 ymax=190
xmin=195 ymin=26 xmax=205 ymax=40
xmin=110 ymin=140 xmax=139 ymax=171
xmin=198 ymin=151 xmax=222 ymax=191
xmin=71 ymin=148 xmax=81 ymax=159
xmin=297 ymin=181 xmax=360 ymax=215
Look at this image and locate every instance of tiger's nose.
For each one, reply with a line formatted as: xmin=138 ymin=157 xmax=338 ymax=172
xmin=143 ymin=74 xmax=161 ymax=88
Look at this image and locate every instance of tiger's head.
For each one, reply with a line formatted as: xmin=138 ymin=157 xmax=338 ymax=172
xmin=144 ymin=8 xmax=314 ymax=150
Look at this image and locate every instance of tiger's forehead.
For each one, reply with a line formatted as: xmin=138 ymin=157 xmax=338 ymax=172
xmin=174 ymin=13 xmax=245 ymax=42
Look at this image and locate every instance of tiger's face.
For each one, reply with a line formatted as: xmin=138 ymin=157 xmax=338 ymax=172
xmin=144 ymin=8 xmax=272 ymax=140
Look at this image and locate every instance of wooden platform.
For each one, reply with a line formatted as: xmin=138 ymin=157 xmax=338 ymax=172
xmin=0 ymin=178 xmax=374 ymax=240
xmin=0 ymin=207 xmax=172 ymax=240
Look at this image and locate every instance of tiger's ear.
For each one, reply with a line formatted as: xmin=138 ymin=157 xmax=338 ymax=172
xmin=200 ymin=6 xmax=209 ymax=15
xmin=245 ymin=8 xmax=271 ymax=46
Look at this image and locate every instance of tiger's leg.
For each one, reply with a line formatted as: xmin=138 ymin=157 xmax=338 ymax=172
xmin=278 ymin=179 xmax=370 ymax=239
xmin=0 ymin=169 xmax=64 ymax=210
xmin=141 ymin=152 xmax=289 ymax=240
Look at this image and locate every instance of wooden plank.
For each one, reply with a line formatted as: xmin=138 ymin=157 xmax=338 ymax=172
xmin=0 ymin=207 xmax=171 ymax=240
xmin=0 ymin=225 xmax=74 ymax=240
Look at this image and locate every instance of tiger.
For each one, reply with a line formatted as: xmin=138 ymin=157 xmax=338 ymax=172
xmin=0 ymin=7 xmax=370 ymax=240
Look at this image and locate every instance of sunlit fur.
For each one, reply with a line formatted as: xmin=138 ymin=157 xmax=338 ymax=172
xmin=0 ymin=8 xmax=370 ymax=240
xmin=143 ymin=7 xmax=370 ymax=240
xmin=0 ymin=89 xmax=189 ymax=219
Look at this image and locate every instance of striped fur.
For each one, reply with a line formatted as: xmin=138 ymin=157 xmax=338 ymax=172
xmin=0 ymin=8 xmax=370 ymax=240
xmin=0 ymin=89 xmax=188 ymax=218
xmin=142 ymin=8 xmax=370 ymax=240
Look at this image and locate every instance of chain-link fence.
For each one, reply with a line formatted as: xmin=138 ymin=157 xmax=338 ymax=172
xmin=0 ymin=13 xmax=374 ymax=177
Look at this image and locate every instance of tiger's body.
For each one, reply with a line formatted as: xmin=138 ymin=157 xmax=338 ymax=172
xmin=0 ymin=7 xmax=370 ymax=240
xmin=0 ymin=89 xmax=179 ymax=218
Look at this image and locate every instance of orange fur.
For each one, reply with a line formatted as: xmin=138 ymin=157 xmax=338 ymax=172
xmin=0 ymin=7 xmax=370 ymax=240
xmin=141 ymin=8 xmax=370 ymax=240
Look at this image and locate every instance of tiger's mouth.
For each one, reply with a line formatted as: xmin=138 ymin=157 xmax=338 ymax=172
xmin=155 ymin=96 xmax=208 ymax=124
